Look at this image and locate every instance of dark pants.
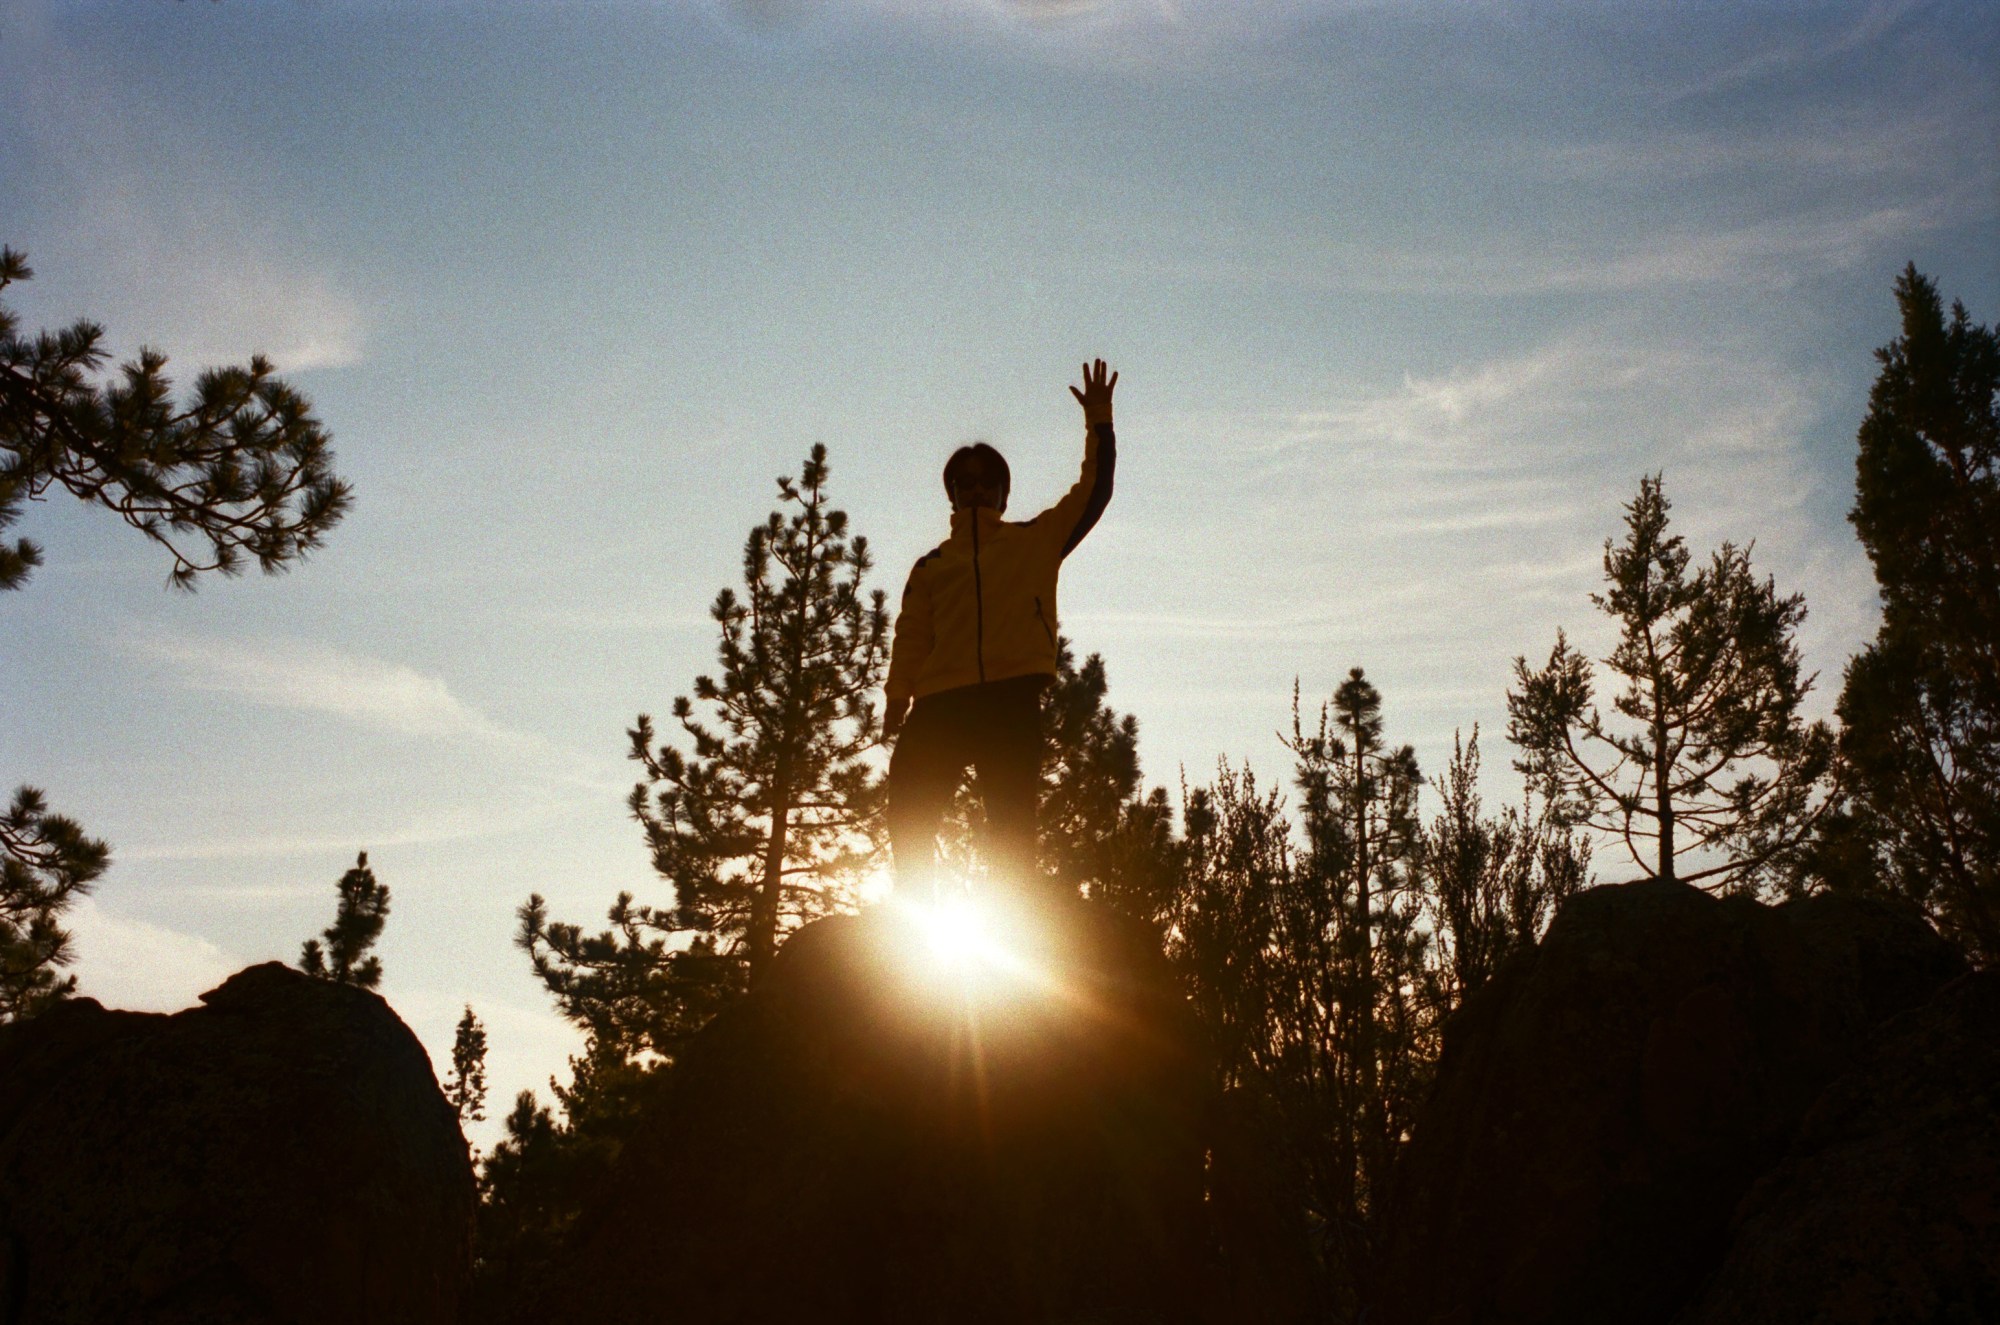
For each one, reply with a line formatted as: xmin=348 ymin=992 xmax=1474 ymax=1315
xmin=888 ymin=675 xmax=1047 ymax=900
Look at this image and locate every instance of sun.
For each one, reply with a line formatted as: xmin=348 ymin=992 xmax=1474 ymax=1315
xmin=888 ymin=890 xmax=1047 ymax=1000
xmin=915 ymin=894 xmax=996 ymax=967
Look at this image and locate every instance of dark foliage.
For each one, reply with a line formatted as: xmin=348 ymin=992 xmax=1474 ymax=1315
xmin=626 ymin=443 xmax=889 ymax=979
xmin=2 ymin=243 xmax=350 ymax=1024
xmin=299 ymin=851 xmax=390 ymax=989
xmin=1421 ymin=727 xmax=1589 ymax=1006
xmin=1278 ymin=669 xmax=1427 ymax=1284
xmin=0 ymin=786 xmax=110 ymax=1022
xmin=1509 ymin=474 xmax=1831 ymax=893
xmin=0 ymin=246 xmax=350 ymax=593
xmin=447 ymin=1005 xmax=490 ymax=1131
xmin=1830 ymin=265 xmax=1999 ymax=963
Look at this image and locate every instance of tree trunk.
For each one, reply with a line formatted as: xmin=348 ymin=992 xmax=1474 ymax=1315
xmin=1353 ymin=740 xmax=1383 ymax=1208
xmin=749 ymin=763 xmax=792 ymax=980
xmin=1654 ymin=711 xmax=1674 ymax=882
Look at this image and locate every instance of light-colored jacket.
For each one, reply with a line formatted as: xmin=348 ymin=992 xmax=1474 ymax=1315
xmin=886 ymin=422 xmax=1116 ymax=707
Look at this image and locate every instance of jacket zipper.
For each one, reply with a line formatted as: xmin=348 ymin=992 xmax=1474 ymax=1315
xmin=1035 ymin=596 xmax=1056 ymax=648
xmin=971 ymin=514 xmax=986 ymax=682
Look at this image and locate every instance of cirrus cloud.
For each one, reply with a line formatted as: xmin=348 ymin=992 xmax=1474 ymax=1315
xmin=126 ymin=630 xmax=527 ymax=746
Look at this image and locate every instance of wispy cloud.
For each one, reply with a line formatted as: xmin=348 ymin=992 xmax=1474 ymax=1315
xmin=112 ymin=809 xmax=549 ymax=864
xmin=697 ymin=0 xmax=1344 ymax=63
xmin=1114 ymin=321 xmax=1873 ymax=734
xmin=1 ymin=4 xmax=365 ymax=371
xmin=1147 ymin=198 xmax=1959 ymax=299
xmin=1536 ymin=113 xmax=1975 ymax=185
xmin=66 ymin=897 xmax=241 ymax=1014
xmin=127 ymin=631 xmax=528 ymax=745
xmin=1663 ymin=0 xmax=1928 ymax=102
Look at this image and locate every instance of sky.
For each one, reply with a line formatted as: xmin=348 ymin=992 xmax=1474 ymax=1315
xmin=3 ymin=0 xmax=1996 ymax=1147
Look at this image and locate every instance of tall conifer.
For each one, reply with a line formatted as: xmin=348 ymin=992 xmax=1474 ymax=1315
xmin=1508 ymin=475 xmax=1832 ymax=893
xmin=518 ymin=443 xmax=887 ymax=1089
xmin=1834 ymin=266 xmax=1999 ymax=961
xmin=1284 ymin=668 xmax=1426 ymax=1245
xmin=625 ymin=443 xmax=888 ymax=976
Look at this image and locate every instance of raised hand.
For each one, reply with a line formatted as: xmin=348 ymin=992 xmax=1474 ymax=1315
xmin=1069 ymin=358 xmax=1118 ymax=425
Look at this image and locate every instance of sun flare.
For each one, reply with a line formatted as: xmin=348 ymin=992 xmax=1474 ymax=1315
xmin=888 ymin=891 xmax=1046 ymax=999
xmin=917 ymin=895 xmax=994 ymax=966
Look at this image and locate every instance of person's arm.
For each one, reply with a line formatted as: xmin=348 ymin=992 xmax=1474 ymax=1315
xmin=1041 ymin=359 xmax=1118 ymax=556
xmin=883 ymin=564 xmax=934 ymax=739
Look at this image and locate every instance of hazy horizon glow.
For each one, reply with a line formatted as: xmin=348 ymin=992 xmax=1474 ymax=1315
xmin=2 ymin=0 xmax=1995 ymax=1147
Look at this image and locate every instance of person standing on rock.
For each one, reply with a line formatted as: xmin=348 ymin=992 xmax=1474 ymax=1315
xmin=883 ymin=359 xmax=1118 ymax=902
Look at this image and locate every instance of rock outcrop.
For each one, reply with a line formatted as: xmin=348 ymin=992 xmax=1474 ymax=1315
xmin=552 ymin=898 xmax=1220 ymax=1325
xmin=0 ymin=962 xmax=474 ymax=1324
xmin=1682 ymin=966 xmax=2000 ymax=1325
xmin=1372 ymin=880 xmax=1967 ymax=1325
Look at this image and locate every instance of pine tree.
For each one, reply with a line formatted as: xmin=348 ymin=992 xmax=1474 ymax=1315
xmin=299 ymin=851 xmax=390 ymax=988
xmin=1 ymin=246 xmax=350 ymax=593
xmin=469 ymin=1090 xmax=569 ymax=1323
xmin=514 ymin=444 xmax=884 ymax=1147
xmin=1833 ymin=266 xmax=1999 ymax=962
xmin=447 ymin=1005 xmax=490 ymax=1130
xmin=1508 ymin=475 xmax=1832 ymax=894
xmin=1168 ymin=762 xmax=1290 ymax=1092
xmin=1282 ymin=668 xmax=1426 ymax=1250
xmin=1420 ymin=727 xmax=1590 ymax=1007
xmin=0 ymin=787 xmax=110 ymax=1022
xmin=3 ymin=244 xmax=349 ymax=1020
xmin=624 ymin=443 xmax=888 ymax=978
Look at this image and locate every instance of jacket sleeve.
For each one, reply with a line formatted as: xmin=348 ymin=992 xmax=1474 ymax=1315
xmin=885 ymin=563 xmax=934 ymax=708
xmin=1036 ymin=421 xmax=1117 ymax=558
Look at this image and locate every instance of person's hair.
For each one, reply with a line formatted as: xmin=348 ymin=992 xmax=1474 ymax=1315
xmin=942 ymin=443 xmax=1010 ymax=504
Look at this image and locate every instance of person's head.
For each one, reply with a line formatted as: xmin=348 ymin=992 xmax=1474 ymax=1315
xmin=943 ymin=443 xmax=1010 ymax=514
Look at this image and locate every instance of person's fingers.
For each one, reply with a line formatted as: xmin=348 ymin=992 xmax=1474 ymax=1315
xmin=1107 ymin=370 xmax=1118 ymax=390
xmin=1070 ymin=385 xmax=1086 ymax=405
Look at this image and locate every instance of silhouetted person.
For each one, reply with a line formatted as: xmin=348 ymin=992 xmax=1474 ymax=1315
xmin=885 ymin=359 xmax=1118 ymax=902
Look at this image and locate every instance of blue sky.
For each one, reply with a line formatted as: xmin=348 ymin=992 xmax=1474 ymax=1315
xmin=3 ymin=0 xmax=1995 ymax=1143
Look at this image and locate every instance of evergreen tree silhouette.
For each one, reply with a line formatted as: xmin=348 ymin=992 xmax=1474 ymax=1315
xmin=0 ymin=246 xmax=350 ymax=593
xmin=1420 ymin=727 xmax=1589 ymax=1006
xmin=2 ymin=244 xmax=350 ymax=1019
xmin=469 ymin=1090 xmax=567 ymax=1323
xmin=448 ymin=1005 xmax=490 ymax=1130
xmin=1038 ymin=643 xmax=1180 ymax=911
xmin=1508 ymin=475 xmax=1832 ymax=894
xmin=299 ymin=852 xmax=390 ymax=988
xmin=625 ymin=442 xmax=889 ymax=978
xmin=1284 ymin=667 xmax=1426 ymax=1250
xmin=0 ymin=787 xmax=110 ymax=1022
xmin=1831 ymin=265 xmax=1999 ymax=962
xmin=514 ymin=445 xmax=884 ymax=1137
xmin=1158 ymin=674 xmax=1458 ymax=1309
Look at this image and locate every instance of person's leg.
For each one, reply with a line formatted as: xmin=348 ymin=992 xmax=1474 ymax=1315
xmin=970 ymin=677 xmax=1047 ymax=899
xmin=887 ymin=694 xmax=968 ymax=902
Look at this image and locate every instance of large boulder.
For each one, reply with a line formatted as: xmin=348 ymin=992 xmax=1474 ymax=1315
xmin=553 ymin=898 xmax=1220 ymax=1325
xmin=1682 ymin=966 xmax=2000 ymax=1325
xmin=1372 ymin=880 xmax=1966 ymax=1325
xmin=0 ymin=962 xmax=474 ymax=1323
